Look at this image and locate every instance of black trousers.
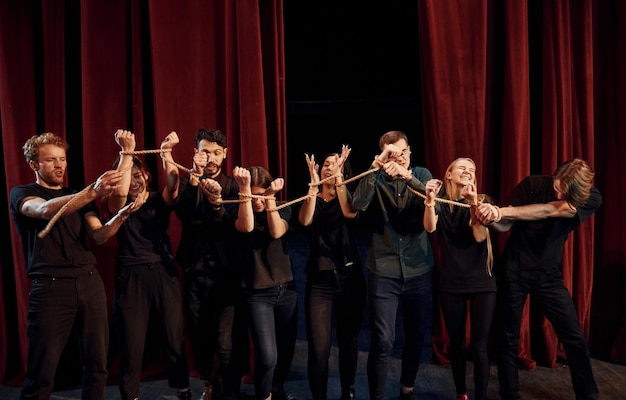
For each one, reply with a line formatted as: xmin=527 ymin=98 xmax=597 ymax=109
xmin=184 ymin=269 xmax=237 ymax=395
xmin=21 ymin=269 xmax=109 ymax=400
xmin=497 ymin=276 xmax=599 ymax=400
xmin=113 ymin=262 xmax=189 ymax=400
xmin=305 ymin=267 xmax=366 ymax=400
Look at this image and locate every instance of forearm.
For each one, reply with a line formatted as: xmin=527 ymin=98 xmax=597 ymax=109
xmin=335 ymin=178 xmax=357 ymax=219
xmin=298 ymin=189 xmax=317 ymax=226
xmin=500 ymin=200 xmax=576 ymax=220
xmin=26 ymin=190 xmax=97 ymax=220
xmin=91 ymin=211 xmax=129 ymax=245
xmin=423 ymin=201 xmax=437 ymax=233
xmin=162 ymin=152 xmax=180 ymax=203
xmin=266 ymin=199 xmax=288 ymax=238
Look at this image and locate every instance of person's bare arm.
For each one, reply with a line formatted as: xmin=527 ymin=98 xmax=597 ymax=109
xmin=160 ymin=131 xmax=180 ymax=205
xmin=233 ymin=167 xmax=254 ymax=233
xmin=299 ymin=154 xmax=319 ymax=227
xmin=333 ymin=145 xmax=358 ymax=219
xmin=476 ymin=200 xmax=576 ymax=232
xmin=423 ymin=179 xmax=441 ymax=233
xmin=86 ymin=202 xmax=140 ymax=245
xmin=108 ymin=129 xmax=136 ymax=214
xmin=265 ymin=178 xmax=288 ymax=239
xmin=20 ymin=170 xmax=124 ymax=220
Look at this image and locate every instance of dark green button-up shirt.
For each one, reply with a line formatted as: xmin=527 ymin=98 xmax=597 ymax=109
xmin=352 ymin=166 xmax=434 ymax=279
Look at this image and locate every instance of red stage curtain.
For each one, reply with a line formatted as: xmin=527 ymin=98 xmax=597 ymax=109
xmin=0 ymin=0 xmax=286 ymax=386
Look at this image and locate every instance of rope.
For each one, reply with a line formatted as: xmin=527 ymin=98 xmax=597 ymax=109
xmin=40 ymin=147 xmax=474 ymax=239
xmin=38 ymin=183 xmax=95 ymax=239
xmin=120 ymin=149 xmax=202 ymax=178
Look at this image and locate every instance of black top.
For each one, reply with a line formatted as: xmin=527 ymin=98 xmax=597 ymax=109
xmin=238 ymin=207 xmax=294 ymax=289
xmin=10 ymin=183 xmax=97 ymax=278
xmin=434 ymin=199 xmax=496 ymax=293
xmin=502 ymin=175 xmax=602 ymax=281
xmin=117 ymin=190 xmax=174 ymax=266
xmin=302 ymin=196 xmax=361 ymax=274
xmin=175 ymin=172 xmax=239 ymax=276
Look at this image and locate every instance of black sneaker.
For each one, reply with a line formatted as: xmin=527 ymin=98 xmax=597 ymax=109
xmin=271 ymin=390 xmax=298 ymax=400
xmin=177 ymin=389 xmax=193 ymax=400
xmin=398 ymin=390 xmax=419 ymax=400
xmin=340 ymin=386 xmax=355 ymax=400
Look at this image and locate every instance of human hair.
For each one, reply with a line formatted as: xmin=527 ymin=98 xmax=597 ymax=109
xmin=249 ymin=166 xmax=273 ymax=188
xmin=552 ymin=158 xmax=595 ymax=209
xmin=195 ymin=128 xmax=227 ymax=148
xmin=112 ymin=155 xmax=152 ymax=187
xmin=378 ymin=130 xmax=409 ymax=150
xmin=443 ymin=157 xmax=477 ymax=201
xmin=442 ymin=157 xmax=493 ymax=276
xmin=22 ymin=132 xmax=69 ymax=163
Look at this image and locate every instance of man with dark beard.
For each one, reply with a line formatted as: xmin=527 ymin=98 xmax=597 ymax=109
xmin=175 ymin=128 xmax=242 ymax=400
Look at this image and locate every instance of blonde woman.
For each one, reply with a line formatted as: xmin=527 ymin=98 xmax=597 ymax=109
xmin=423 ymin=157 xmax=496 ymax=400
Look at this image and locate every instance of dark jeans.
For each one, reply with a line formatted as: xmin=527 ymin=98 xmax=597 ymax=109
xmin=366 ymin=271 xmax=433 ymax=400
xmin=21 ymin=269 xmax=109 ymax=400
xmin=184 ymin=269 xmax=237 ymax=395
xmin=440 ymin=291 xmax=496 ymax=400
xmin=113 ymin=262 xmax=189 ymax=400
xmin=497 ymin=276 xmax=599 ymax=400
xmin=305 ymin=267 xmax=366 ymax=400
xmin=246 ymin=282 xmax=298 ymax=400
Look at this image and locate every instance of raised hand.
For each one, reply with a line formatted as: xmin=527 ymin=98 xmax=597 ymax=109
xmin=161 ymin=131 xmax=179 ymax=150
xmin=265 ymin=178 xmax=284 ymax=196
xmin=232 ymin=166 xmax=251 ymax=189
xmin=192 ymin=150 xmax=208 ymax=176
xmin=425 ymin=179 xmax=443 ymax=203
xmin=332 ymin=145 xmax=351 ymax=176
xmin=93 ymin=170 xmax=125 ymax=197
xmin=114 ymin=129 xmax=136 ymax=152
xmin=461 ymin=182 xmax=478 ymax=205
xmin=304 ymin=154 xmax=320 ymax=185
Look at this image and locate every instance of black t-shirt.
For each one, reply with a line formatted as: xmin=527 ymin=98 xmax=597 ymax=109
xmin=10 ymin=183 xmax=97 ymax=278
xmin=302 ymin=196 xmax=361 ymax=274
xmin=238 ymin=206 xmax=294 ymax=289
xmin=502 ymin=175 xmax=602 ymax=280
xmin=116 ymin=190 xmax=174 ymax=266
xmin=175 ymin=172 xmax=239 ymax=272
xmin=435 ymin=199 xmax=496 ymax=293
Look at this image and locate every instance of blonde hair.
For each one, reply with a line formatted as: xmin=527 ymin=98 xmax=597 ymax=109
xmin=553 ymin=158 xmax=595 ymax=209
xmin=443 ymin=157 xmax=493 ymax=276
xmin=23 ymin=132 xmax=69 ymax=163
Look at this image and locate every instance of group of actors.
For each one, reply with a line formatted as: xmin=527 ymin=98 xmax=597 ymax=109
xmin=9 ymin=128 xmax=601 ymax=400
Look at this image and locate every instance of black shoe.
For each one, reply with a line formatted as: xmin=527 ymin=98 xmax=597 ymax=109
xmin=398 ymin=390 xmax=419 ymax=400
xmin=271 ymin=390 xmax=297 ymax=400
xmin=340 ymin=386 xmax=355 ymax=400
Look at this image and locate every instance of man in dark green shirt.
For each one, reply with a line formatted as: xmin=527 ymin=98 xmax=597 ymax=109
xmin=352 ymin=131 xmax=434 ymax=400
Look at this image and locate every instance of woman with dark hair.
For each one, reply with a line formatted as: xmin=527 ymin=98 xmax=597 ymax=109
xmin=298 ymin=146 xmax=366 ymax=400
xmin=232 ymin=165 xmax=298 ymax=400
xmin=102 ymin=129 xmax=191 ymax=400
xmin=423 ymin=157 xmax=496 ymax=400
